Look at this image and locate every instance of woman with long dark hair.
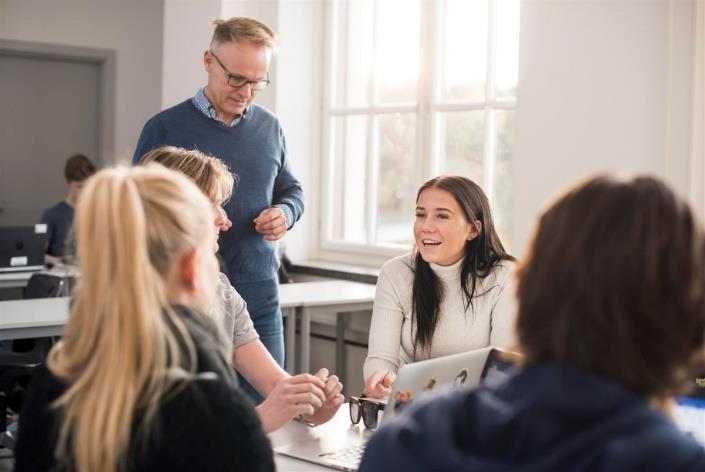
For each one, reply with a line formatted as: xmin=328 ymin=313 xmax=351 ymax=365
xmin=359 ymin=175 xmax=705 ymax=471
xmin=364 ymin=175 xmax=515 ymax=398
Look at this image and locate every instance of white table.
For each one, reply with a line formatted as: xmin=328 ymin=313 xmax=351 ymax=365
xmin=270 ymin=403 xmax=374 ymax=471
xmin=0 ymin=271 xmax=35 ymax=289
xmin=0 ymin=266 xmax=77 ymax=290
xmin=0 ymin=279 xmax=376 ymax=376
xmin=279 ymin=280 xmax=376 ymax=376
xmin=0 ymin=297 xmax=69 ymax=339
xmin=280 ymin=293 xmax=302 ymax=376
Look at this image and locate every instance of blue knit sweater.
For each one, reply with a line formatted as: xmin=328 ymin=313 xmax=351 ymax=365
xmin=133 ymin=100 xmax=304 ymax=283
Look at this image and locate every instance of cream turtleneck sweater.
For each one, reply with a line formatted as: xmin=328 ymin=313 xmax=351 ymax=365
xmin=363 ymin=253 xmax=516 ymax=381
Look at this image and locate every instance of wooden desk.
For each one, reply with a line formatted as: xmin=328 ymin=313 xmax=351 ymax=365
xmin=279 ymin=280 xmax=375 ymax=377
xmin=0 ymin=297 xmax=69 ymax=339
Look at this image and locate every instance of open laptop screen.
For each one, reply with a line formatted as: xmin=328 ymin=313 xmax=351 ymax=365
xmin=673 ymin=375 xmax=705 ymax=446
xmin=480 ymin=348 xmax=519 ymax=387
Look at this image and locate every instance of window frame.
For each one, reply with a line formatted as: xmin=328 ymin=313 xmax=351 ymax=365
xmin=320 ymin=0 xmax=518 ymax=262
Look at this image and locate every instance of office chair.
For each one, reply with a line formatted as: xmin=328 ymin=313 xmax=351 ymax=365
xmin=23 ymin=273 xmax=66 ymax=299
xmin=0 ymin=273 xmax=64 ymax=449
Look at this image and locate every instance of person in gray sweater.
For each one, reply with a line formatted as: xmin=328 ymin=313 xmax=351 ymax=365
xmin=139 ymin=146 xmax=344 ymax=432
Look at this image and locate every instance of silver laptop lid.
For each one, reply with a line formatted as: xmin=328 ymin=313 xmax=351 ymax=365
xmin=385 ymin=346 xmax=494 ymax=418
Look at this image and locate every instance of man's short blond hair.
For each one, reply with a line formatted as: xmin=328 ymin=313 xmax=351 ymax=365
xmin=211 ymin=17 xmax=277 ymax=54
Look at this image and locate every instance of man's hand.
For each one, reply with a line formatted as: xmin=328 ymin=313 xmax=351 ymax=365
xmin=363 ymin=369 xmax=396 ymax=399
xmin=253 ymin=207 xmax=287 ymax=241
xmin=301 ymin=368 xmax=345 ymax=426
xmin=255 ymin=373 xmax=326 ymax=433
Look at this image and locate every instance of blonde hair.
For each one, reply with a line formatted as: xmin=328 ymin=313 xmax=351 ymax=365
xmin=139 ymin=146 xmax=235 ymax=206
xmin=211 ymin=16 xmax=277 ymax=54
xmin=47 ymin=165 xmax=214 ymax=472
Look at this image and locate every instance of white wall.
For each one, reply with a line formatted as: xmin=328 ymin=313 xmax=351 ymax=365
xmin=0 ymin=0 xmax=164 ymax=163
xmin=160 ymin=1 xmax=277 ymax=113
xmin=161 ymin=0 xmax=221 ymax=109
xmin=512 ymin=0 xmax=673 ymax=256
xmin=221 ymin=0 xmax=279 ymax=112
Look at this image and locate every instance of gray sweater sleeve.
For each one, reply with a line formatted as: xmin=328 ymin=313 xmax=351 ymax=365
xmin=209 ymin=274 xmax=259 ymax=351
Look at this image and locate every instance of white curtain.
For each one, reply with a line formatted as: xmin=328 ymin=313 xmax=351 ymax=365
xmin=665 ymin=0 xmax=705 ymax=216
xmin=691 ymin=0 xmax=705 ymax=217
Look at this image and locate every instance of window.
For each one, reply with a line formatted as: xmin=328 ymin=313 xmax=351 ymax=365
xmin=322 ymin=0 xmax=520 ymax=257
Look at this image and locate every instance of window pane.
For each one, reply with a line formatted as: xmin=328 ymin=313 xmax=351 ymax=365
xmin=377 ymin=114 xmax=417 ymax=245
xmin=333 ymin=0 xmax=374 ymax=107
xmin=438 ymin=111 xmax=485 ymax=185
xmin=330 ymin=115 xmax=368 ymax=243
xmin=438 ymin=0 xmax=488 ymax=102
xmin=493 ymin=110 xmax=514 ymax=249
xmin=494 ymin=0 xmax=520 ymax=100
xmin=375 ymin=0 xmax=420 ymax=105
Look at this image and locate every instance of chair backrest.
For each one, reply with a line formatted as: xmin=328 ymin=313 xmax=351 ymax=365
xmin=23 ymin=273 xmax=64 ymax=299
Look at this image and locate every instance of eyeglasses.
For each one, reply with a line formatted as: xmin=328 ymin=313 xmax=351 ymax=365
xmin=209 ymin=51 xmax=271 ymax=91
xmin=348 ymin=395 xmax=385 ymax=429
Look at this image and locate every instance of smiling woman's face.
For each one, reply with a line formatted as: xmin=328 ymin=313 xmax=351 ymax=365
xmin=414 ymin=187 xmax=476 ymax=266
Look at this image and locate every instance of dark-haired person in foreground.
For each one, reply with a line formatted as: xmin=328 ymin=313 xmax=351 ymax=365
xmin=363 ymin=175 xmax=515 ymax=398
xmin=359 ymin=175 xmax=705 ymax=471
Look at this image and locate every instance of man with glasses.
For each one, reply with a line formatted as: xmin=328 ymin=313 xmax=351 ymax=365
xmin=132 ymin=17 xmax=304 ymax=402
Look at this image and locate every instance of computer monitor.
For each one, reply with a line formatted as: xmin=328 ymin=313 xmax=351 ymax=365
xmin=0 ymin=225 xmax=47 ymax=273
xmin=480 ymin=347 xmax=520 ymax=387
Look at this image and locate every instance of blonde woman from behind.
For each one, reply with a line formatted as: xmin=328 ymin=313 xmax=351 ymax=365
xmin=15 ymin=165 xmax=274 ymax=472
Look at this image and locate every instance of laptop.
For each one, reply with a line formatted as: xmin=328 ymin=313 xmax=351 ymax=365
xmin=274 ymin=346 xmax=517 ymax=471
xmin=673 ymin=373 xmax=705 ymax=446
xmin=0 ymin=226 xmax=47 ymax=273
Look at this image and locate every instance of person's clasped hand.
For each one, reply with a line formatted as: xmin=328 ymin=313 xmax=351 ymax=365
xmin=363 ymin=369 xmax=397 ymax=399
xmin=257 ymin=373 xmax=327 ymax=432
xmin=254 ymin=207 xmax=287 ymax=241
xmin=302 ymin=368 xmax=345 ymax=426
xmin=256 ymin=368 xmax=345 ymax=432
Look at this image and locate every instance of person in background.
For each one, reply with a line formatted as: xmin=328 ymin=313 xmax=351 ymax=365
xmin=40 ymin=153 xmax=96 ymax=260
xmin=359 ymin=175 xmax=705 ymax=471
xmin=363 ymin=175 xmax=515 ymax=398
xmin=133 ymin=17 xmax=302 ymax=402
xmin=139 ymin=146 xmax=343 ymax=432
xmin=15 ymin=165 xmax=274 ymax=472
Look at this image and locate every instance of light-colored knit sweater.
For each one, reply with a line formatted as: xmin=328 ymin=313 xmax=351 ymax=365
xmin=363 ymin=253 xmax=516 ymax=381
